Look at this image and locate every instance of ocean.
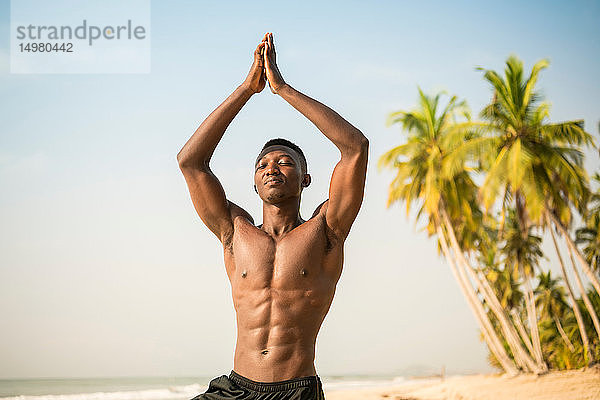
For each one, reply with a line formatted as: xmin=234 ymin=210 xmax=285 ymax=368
xmin=0 ymin=375 xmax=412 ymax=400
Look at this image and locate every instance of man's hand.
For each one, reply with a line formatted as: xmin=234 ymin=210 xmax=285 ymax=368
xmin=242 ymin=39 xmax=267 ymax=94
xmin=263 ymin=32 xmax=287 ymax=94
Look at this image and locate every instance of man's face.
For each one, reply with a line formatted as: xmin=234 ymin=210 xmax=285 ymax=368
xmin=254 ymin=148 xmax=309 ymax=203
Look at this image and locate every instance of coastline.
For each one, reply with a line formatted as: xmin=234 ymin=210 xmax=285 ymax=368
xmin=324 ymin=367 xmax=600 ymax=400
xmin=1 ymin=368 xmax=597 ymax=400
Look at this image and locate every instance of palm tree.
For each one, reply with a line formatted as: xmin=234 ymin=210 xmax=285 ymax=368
xmin=500 ymin=208 xmax=546 ymax=368
xmin=551 ymin=172 xmax=600 ymax=359
xmin=380 ymin=89 xmax=523 ymax=374
xmin=445 ymin=56 xmax=598 ymax=300
xmin=567 ymin=245 xmax=600 ymax=343
xmin=452 ymin=211 xmax=541 ymax=373
xmin=546 ymin=214 xmax=593 ymax=363
xmin=484 ymin=254 xmax=535 ymax=357
xmin=539 ymin=312 xmax=584 ymax=369
xmin=576 ymin=173 xmax=600 ymax=275
xmin=535 ymin=271 xmax=575 ymax=352
xmin=574 ymin=174 xmax=600 ymax=349
xmin=576 ymin=226 xmax=600 ymax=277
xmin=437 ymin=223 xmax=517 ymax=373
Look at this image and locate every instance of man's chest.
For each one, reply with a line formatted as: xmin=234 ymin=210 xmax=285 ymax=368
xmin=224 ymin=218 xmax=340 ymax=288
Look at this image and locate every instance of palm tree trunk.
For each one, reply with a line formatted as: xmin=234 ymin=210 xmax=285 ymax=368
xmin=440 ymin=207 xmax=539 ymax=373
xmin=546 ymin=214 xmax=593 ymax=363
xmin=523 ymin=276 xmax=545 ymax=366
xmin=442 ymin=214 xmax=537 ymax=373
xmin=567 ymin=244 xmax=600 ymax=345
xmin=474 ymin=268 xmax=538 ymax=372
xmin=553 ymin=316 xmax=576 ymax=352
xmin=436 ymin=224 xmax=519 ymax=375
xmin=547 ymin=211 xmax=600 ymax=297
xmin=510 ymin=309 xmax=535 ymax=356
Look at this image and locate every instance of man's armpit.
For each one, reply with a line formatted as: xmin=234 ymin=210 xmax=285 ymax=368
xmin=222 ymin=200 xmax=254 ymax=254
xmin=311 ymin=199 xmax=329 ymax=219
xmin=222 ymin=229 xmax=234 ymax=253
xmin=228 ymin=200 xmax=254 ymax=224
xmin=310 ymin=200 xmax=341 ymax=252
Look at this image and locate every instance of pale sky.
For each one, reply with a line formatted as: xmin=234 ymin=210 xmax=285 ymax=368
xmin=0 ymin=0 xmax=599 ymax=378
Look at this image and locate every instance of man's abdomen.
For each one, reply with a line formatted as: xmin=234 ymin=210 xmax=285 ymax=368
xmin=231 ymin=281 xmax=335 ymax=382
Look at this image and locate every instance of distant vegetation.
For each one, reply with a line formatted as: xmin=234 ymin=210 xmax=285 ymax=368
xmin=380 ymin=55 xmax=600 ymax=374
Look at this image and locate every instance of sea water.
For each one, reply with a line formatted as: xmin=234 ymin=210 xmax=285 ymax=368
xmin=0 ymin=375 xmax=410 ymax=400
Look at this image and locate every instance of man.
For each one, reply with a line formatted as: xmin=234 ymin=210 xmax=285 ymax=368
xmin=178 ymin=32 xmax=368 ymax=400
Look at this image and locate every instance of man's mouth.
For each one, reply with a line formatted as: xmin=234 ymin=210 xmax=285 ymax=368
xmin=265 ymin=178 xmax=284 ymax=185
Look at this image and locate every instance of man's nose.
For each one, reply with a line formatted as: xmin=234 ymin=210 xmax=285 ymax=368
xmin=265 ymin=163 xmax=280 ymax=175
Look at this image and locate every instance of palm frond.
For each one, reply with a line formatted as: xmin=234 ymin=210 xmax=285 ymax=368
xmin=540 ymin=120 xmax=596 ymax=148
xmin=522 ymin=58 xmax=550 ymax=115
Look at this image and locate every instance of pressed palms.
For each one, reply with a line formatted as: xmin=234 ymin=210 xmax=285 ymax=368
xmin=380 ymin=89 xmax=524 ymax=374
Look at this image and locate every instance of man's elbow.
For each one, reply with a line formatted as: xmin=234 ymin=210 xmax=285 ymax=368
xmin=176 ymin=150 xmax=189 ymax=169
xmin=355 ymin=131 xmax=369 ymax=155
xmin=177 ymin=150 xmax=200 ymax=170
xmin=177 ymin=153 xmax=211 ymax=173
xmin=359 ymin=134 xmax=369 ymax=152
xmin=341 ymin=132 xmax=368 ymax=161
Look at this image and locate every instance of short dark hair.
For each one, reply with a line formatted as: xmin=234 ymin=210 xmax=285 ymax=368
xmin=260 ymin=138 xmax=307 ymax=172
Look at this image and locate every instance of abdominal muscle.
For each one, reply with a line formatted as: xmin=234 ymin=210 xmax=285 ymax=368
xmin=230 ymin=280 xmax=335 ymax=382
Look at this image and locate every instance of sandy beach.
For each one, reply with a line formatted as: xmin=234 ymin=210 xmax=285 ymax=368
xmin=325 ymin=367 xmax=600 ymax=400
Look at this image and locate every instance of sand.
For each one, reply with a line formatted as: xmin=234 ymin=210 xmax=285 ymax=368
xmin=325 ymin=366 xmax=600 ymax=400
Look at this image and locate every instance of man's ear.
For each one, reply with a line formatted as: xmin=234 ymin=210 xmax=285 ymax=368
xmin=301 ymin=174 xmax=311 ymax=188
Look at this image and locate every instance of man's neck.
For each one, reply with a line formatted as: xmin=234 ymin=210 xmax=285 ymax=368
xmin=261 ymin=198 xmax=304 ymax=238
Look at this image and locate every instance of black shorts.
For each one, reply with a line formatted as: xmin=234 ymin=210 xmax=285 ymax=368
xmin=191 ymin=370 xmax=326 ymax=400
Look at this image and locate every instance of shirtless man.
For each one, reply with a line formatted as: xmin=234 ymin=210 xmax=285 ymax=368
xmin=178 ymin=32 xmax=368 ymax=400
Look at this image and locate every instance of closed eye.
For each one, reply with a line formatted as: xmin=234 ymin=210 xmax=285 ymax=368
xmin=279 ymin=158 xmax=294 ymax=165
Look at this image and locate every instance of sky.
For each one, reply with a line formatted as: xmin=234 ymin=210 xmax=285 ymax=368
xmin=0 ymin=0 xmax=599 ymax=379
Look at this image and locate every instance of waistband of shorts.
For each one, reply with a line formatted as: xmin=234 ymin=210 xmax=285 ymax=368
xmin=229 ymin=370 xmax=321 ymax=392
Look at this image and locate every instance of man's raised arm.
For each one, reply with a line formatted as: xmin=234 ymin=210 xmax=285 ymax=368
xmin=177 ymin=38 xmax=267 ymax=242
xmin=263 ymin=33 xmax=369 ymax=239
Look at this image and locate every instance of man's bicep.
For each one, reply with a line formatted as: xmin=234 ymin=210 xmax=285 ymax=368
xmin=326 ymin=150 xmax=368 ymax=238
xmin=180 ymin=167 xmax=234 ymax=241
